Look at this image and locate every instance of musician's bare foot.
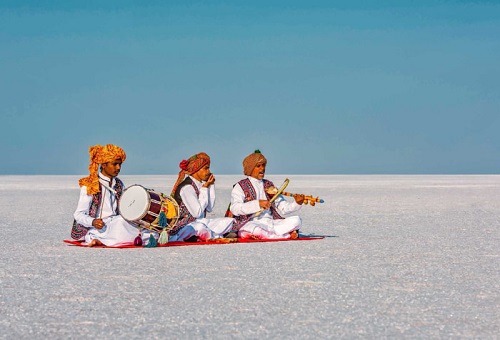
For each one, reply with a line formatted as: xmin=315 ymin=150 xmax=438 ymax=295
xmin=239 ymin=230 xmax=260 ymax=240
xmin=224 ymin=232 xmax=238 ymax=239
xmin=88 ymin=239 xmax=104 ymax=247
xmin=208 ymin=238 xmax=238 ymax=243
xmin=290 ymin=231 xmax=299 ymax=239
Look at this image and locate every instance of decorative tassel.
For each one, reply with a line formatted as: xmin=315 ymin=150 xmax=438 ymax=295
xmin=158 ymin=211 xmax=168 ymax=227
xmin=145 ymin=233 xmax=157 ymax=248
xmin=158 ymin=228 xmax=169 ymax=245
xmin=134 ymin=233 xmax=143 ymax=247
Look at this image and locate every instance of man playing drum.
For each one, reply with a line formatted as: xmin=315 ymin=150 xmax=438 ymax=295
xmin=169 ymin=152 xmax=234 ymax=242
xmin=229 ymin=150 xmax=304 ymax=239
xmin=71 ymin=144 xmax=140 ymax=247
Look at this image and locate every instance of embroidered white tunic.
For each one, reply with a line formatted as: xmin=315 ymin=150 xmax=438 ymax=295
xmin=73 ymin=172 xmax=138 ymax=246
xmin=169 ymin=176 xmax=233 ymax=241
xmin=230 ymin=176 xmax=302 ymax=238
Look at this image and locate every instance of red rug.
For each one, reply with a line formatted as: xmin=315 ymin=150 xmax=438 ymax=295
xmin=63 ymin=236 xmax=324 ymax=248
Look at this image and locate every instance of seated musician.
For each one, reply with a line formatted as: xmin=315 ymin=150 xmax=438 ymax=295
xmin=72 ymin=144 xmax=140 ymax=247
xmin=169 ymin=152 xmax=234 ymax=242
xmin=229 ymin=150 xmax=304 ymax=239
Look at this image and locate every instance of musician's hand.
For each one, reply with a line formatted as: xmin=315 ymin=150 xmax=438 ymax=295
xmin=92 ymin=218 xmax=105 ymax=229
xmin=293 ymin=194 xmax=305 ymax=205
xmin=203 ymin=174 xmax=215 ymax=187
xmin=259 ymin=200 xmax=271 ymax=209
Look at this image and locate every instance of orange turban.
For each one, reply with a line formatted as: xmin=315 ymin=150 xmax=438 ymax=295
xmin=78 ymin=144 xmax=126 ymax=195
xmin=171 ymin=152 xmax=210 ymax=195
xmin=243 ymin=150 xmax=267 ymax=176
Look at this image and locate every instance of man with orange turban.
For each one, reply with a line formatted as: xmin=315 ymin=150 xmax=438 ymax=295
xmin=71 ymin=144 xmax=139 ymax=247
xmin=168 ymin=152 xmax=234 ymax=242
xmin=229 ymin=150 xmax=304 ymax=239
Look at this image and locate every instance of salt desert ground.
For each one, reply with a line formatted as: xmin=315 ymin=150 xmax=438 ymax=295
xmin=1 ymin=175 xmax=499 ymax=338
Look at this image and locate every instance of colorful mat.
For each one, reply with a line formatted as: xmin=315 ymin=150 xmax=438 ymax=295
xmin=63 ymin=236 xmax=325 ymax=248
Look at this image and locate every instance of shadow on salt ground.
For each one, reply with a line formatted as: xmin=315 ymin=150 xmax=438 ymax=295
xmin=301 ymin=233 xmax=338 ymax=238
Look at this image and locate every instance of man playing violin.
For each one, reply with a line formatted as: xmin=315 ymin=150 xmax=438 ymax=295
xmin=228 ymin=150 xmax=304 ymax=239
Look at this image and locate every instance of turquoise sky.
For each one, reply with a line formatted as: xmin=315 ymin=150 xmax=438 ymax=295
xmin=1 ymin=1 xmax=499 ymax=175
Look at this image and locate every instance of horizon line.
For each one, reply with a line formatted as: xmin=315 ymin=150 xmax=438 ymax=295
xmin=0 ymin=173 xmax=498 ymax=176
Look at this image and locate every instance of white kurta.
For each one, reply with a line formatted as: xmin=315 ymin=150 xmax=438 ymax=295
xmin=169 ymin=176 xmax=233 ymax=242
xmin=230 ymin=176 xmax=302 ymax=239
xmin=73 ymin=173 xmax=139 ymax=246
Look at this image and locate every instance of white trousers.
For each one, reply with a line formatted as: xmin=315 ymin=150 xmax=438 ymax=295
xmin=238 ymin=216 xmax=301 ymax=240
xmin=169 ymin=217 xmax=234 ymax=242
xmin=84 ymin=215 xmax=139 ymax=246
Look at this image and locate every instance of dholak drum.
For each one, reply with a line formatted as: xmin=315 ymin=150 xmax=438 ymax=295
xmin=119 ymin=185 xmax=179 ymax=233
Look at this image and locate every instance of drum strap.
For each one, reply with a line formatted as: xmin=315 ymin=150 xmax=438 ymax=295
xmin=98 ymin=178 xmax=117 ymax=194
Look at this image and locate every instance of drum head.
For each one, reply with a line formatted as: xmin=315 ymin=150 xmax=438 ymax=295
xmin=119 ymin=185 xmax=149 ymax=221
